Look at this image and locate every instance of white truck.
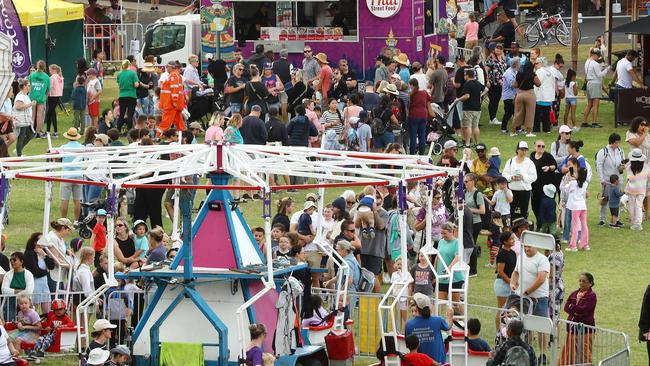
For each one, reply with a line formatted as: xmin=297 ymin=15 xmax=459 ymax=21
xmin=136 ymin=14 xmax=200 ymax=67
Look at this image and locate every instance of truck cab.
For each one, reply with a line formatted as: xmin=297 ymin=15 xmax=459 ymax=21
xmin=137 ymin=14 xmax=200 ymax=67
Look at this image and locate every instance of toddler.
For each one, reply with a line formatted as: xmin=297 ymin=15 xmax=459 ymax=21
xmin=607 ymin=174 xmax=625 ymax=228
xmin=489 ymin=176 xmax=512 ymax=227
xmin=8 ymin=295 xmax=42 ymax=352
xmin=275 ymin=234 xmax=292 ymax=259
xmin=205 ymin=112 xmax=225 ymax=142
xmin=91 ymin=209 xmax=107 ymax=268
xmin=355 ymin=185 xmax=377 ymax=239
xmin=538 ymin=184 xmax=558 ymax=236
xmin=466 ymin=318 xmax=491 ymax=352
xmin=297 ymin=201 xmax=317 ymax=244
xmin=71 ymin=76 xmax=87 ymax=130
xmin=132 ymin=220 xmax=149 ymax=262
xmin=409 ymin=253 xmax=435 ymax=297
xmin=390 ymin=258 xmax=412 ymax=330
xmin=487 ymin=147 xmax=502 ymax=178
xmin=252 ymin=227 xmax=266 ymax=254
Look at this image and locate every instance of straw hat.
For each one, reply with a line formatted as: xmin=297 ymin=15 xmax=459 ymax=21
xmin=629 ymin=148 xmax=646 ymax=162
xmin=384 ymin=83 xmax=399 ymax=95
xmin=314 ymin=52 xmax=329 ymax=64
xmin=303 ymin=201 xmax=317 ymax=211
xmin=393 ymin=53 xmax=410 ymax=66
xmin=141 ymin=62 xmax=156 ymax=72
xmin=94 ymin=133 xmax=109 ymax=146
xmin=63 ymin=127 xmax=81 ymax=140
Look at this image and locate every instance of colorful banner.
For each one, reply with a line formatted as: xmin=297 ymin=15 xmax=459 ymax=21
xmin=0 ymin=0 xmax=31 ymax=77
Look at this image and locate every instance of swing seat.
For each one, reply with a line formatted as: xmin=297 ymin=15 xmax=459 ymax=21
xmin=5 ymin=322 xmax=81 ymax=353
xmin=302 ymin=318 xmax=354 ymax=345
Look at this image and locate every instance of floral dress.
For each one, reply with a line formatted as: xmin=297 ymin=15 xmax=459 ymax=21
xmin=223 ymin=125 xmax=243 ymax=144
xmin=485 ymin=55 xmax=508 ymax=88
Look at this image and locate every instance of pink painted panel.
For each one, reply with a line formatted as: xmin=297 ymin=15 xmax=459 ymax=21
xmin=249 ymin=280 xmax=280 ymax=352
xmin=189 ymin=209 xmax=237 ymax=268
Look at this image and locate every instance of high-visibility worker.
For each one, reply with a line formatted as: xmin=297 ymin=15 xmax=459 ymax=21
xmin=159 ymin=61 xmax=186 ymax=133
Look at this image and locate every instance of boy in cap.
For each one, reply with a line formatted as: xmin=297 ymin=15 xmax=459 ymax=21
xmin=489 ymin=176 xmax=512 ymax=227
xmin=92 ymin=208 xmax=108 ymax=268
xmin=538 ymin=184 xmax=557 ymax=235
xmin=108 ymin=345 xmax=131 ymax=366
xmin=27 ymin=299 xmax=75 ymax=360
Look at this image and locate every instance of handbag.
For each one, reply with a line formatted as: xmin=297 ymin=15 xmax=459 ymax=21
xmin=247 ymin=81 xmax=269 ymax=113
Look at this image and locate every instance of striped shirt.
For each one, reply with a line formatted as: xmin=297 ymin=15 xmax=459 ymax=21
xmin=320 ymin=110 xmax=343 ymax=134
xmin=625 ymin=165 xmax=649 ymax=195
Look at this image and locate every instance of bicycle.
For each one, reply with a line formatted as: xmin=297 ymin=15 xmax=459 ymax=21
xmin=515 ymin=9 xmax=581 ymax=48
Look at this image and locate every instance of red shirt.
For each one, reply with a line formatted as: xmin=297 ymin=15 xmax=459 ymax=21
xmin=408 ymin=90 xmax=432 ymax=119
xmin=42 ymin=312 xmax=74 ymax=329
xmin=319 ymin=65 xmax=333 ymax=99
xmin=92 ymin=223 xmax=107 ymax=252
xmin=403 ymin=352 xmax=436 ymax=366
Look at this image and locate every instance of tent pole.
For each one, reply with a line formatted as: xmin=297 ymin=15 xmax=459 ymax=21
xmin=605 ymin=0 xmax=612 ymax=65
xmin=44 ymin=0 xmax=50 ymax=67
xmin=571 ymin=0 xmax=578 ymax=71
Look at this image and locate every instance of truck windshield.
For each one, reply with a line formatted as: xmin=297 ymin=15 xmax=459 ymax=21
xmin=143 ymin=24 xmax=186 ymax=57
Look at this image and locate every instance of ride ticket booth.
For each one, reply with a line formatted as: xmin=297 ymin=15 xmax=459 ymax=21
xmin=201 ymin=0 xmax=450 ymax=79
xmin=610 ymin=16 xmax=650 ymax=126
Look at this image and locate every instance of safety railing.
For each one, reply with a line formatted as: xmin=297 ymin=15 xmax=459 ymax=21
xmin=309 ymin=288 xmax=630 ymax=366
xmin=84 ymin=23 xmax=144 ymax=63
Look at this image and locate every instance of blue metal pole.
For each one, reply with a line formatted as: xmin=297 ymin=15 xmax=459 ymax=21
xmin=149 ymin=289 xmax=186 ymax=366
xmin=181 ymin=195 xmax=193 ymax=281
xmin=186 ymin=287 xmax=229 ymax=366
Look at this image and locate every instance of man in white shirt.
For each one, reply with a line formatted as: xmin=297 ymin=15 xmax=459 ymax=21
xmin=510 ymin=243 xmax=550 ymax=316
xmin=613 ymin=50 xmax=646 ymax=89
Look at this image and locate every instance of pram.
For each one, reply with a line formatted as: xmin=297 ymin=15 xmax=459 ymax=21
xmin=187 ymin=88 xmax=227 ymax=129
xmin=495 ymin=294 xmax=534 ymax=348
xmin=426 ymin=100 xmax=458 ymax=156
xmin=78 ymin=199 xmax=106 ymax=239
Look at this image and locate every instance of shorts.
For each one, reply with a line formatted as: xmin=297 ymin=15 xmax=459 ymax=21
xmin=60 ymin=182 xmax=83 ymax=201
xmin=494 ymin=278 xmax=512 ymax=297
xmin=373 ymin=130 xmax=395 ymax=150
xmin=565 ymin=97 xmax=577 ymax=106
xmin=230 ymin=102 xmax=242 ymax=115
xmin=438 ymin=281 xmax=464 ymax=293
xmin=532 ymin=296 xmax=549 ymax=317
xmin=360 ymin=254 xmax=383 ymax=275
xmin=586 ymin=81 xmax=602 ymax=100
xmin=461 ymin=110 xmax=480 ymax=128
xmin=88 ymin=102 xmax=100 ymax=117
xmin=305 ymin=251 xmax=322 ymax=269
xmin=609 ymin=207 xmax=619 ymax=217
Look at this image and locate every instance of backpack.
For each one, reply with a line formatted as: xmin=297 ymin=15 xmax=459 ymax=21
xmin=474 ymin=65 xmax=486 ymax=86
xmin=444 ymin=75 xmax=456 ymax=106
xmin=357 ymin=266 xmax=376 ymax=293
xmin=503 ymin=345 xmax=531 ymax=366
xmin=473 ymin=190 xmax=492 ymax=230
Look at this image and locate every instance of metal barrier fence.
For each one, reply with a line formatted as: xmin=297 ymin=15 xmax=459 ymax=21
xmin=311 ymin=288 xmax=630 ymax=366
xmin=84 ymin=23 xmax=144 ymax=62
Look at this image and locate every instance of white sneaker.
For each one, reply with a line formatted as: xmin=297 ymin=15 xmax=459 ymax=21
xmin=525 ymin=133 xmax=537 ymax=137
xmin=490 ymin=118 xmax=502 ymax=125
xmin=509 ymin=133 xmax=518 ymax=137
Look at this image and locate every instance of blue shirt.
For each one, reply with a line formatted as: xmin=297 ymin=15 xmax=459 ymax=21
xmin=501 ymin=67 xmax=517 ymax=100
xmin=60 ymin=141 xmax=85 ymax=179
xmin=538 ymin=196 xmax=557 ymax=224
xmin=399 ymin=67 xmax=411 ymax=85
xmin=559 ymin=155 xmax=586 ymax=173
xmin=487 ymin=156 xmax=501 ymax=177
xmin=507 ymin=54 xmax=527 ymax=68
xmin=607 ymin=184 xmax=625 ymax=208
xmin=467 ymin=337 xmax=491 ymax=352
xmin=343 ymin=253 xmax=361 ymax=291
xmin=297 ymin=212 xmax=313 ymax=236
xmin=405 ymin=315 xmax=449 ymax=363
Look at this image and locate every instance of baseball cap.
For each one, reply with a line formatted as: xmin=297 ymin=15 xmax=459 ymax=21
xmin=305 ymin=192 xmax=319 ymax=202
xmin=445 ymin=62 xmax=455 ymax=69
xmin=358 ymin=110 xmax=369 ymax=121
xmin=443 ymin=140 xmax=458 ymax=150
xmin=111 ymin=345 xmax=131 ymax=360
xmin=93 ymin=319 xmax=117 ymax=332
xmin=559 ymin=125 xmax=572 ymax=133
xmin=96 ymin=209 xmax=107 ymax=216
xmin=263 ymin=62 xmax=273 ymax=69
xmin=475 ymin=143 xmax=486 ymax=151
xmin=189 ymin=121 xmax=204 ymax=131
xmin=413 ymin=293 xmax=431 ymax=309
xmin=517 ymin=141 xmax=529 ymax=150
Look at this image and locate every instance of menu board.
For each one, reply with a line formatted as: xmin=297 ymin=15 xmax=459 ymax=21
xmin=260 ymin=27 xmax=344 ymax=41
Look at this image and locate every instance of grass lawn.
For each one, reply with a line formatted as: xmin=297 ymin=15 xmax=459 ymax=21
xmin=4 ymin=56 xmax=648 ymax=364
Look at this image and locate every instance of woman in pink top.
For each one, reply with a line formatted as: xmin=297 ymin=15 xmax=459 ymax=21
xmin=205 ymin=112 xmax=225 ymax=142
xmin=305 ymin=99 xmax=322 ymax=148
xmin=343 ymin=93 xmax=364 ymax=123
xmin=46 ymin=64 xmax=64 ymax=137
xmin=464 ymin=13 xmax=479 ymax=49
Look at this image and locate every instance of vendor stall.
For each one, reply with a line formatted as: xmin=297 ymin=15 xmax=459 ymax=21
xmin=201 ymin=0 xmax=450 ymax=80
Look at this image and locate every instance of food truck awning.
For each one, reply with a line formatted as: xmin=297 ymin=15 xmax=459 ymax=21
xmin=610 ymin=16 xmax=650 ymax=35
xmin=14 ymin=0 xmax=84 ymax=27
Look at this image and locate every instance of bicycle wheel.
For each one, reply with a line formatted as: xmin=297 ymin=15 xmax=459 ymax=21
xmin=555 ymin=21 xmax=581 ymax=47
xmin=517 ymin=22 xmax=541 ymax=48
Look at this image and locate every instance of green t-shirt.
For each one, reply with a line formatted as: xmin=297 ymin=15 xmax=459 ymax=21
xmin=10 ymin=270 xmax=26 ymax=290
xmin=28 ymin=71 xmax=50 ymax=104
xmin=464 ymin=189 xmax=484 ymax=224
xmin=436 ymin=238 xmax=464 ymax=284
xmin=116 ymin=69 xmax=139 ymax=99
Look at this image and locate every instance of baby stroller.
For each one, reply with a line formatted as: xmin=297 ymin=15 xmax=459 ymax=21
xmin=187 ymin=87 xmax=226 ymax=129
xmin=426 ymin=101 xmax=458 ymax=156
xmin=78 ymin=199 xmax=106 ymax=239
xmin=495 ymin=294 xmax=534 ymax=348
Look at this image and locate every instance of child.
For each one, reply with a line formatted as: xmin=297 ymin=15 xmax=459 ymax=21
xmin=565 ymin=166 xmax=589 ymax=251
xmin=487 ymin=147 xmax=502 ymax=179
xmin=625 ymin=148 xmax=649 ymax=231
xmin=132 ymin=220 xmax=149 ymax=262
xmin=91 ymin=209 xmax=107 ymax=268
xmin=463 ymin=13 xmax=479 ymax=49
xmin=563 ymin=69 xmax=578 ymax=128
xmin=321 ymin=205 xmax=335 ymax=244
xmin=409 ymin=253 xmax=435 ymax=297
xmin=71 ymin=76 xmax=87 ymax=130
xmin=105 ymin=269 xmax=132 ymax=348
xmin=403 ymin=335 xmax=436 ymax=366
xmin=8 ymin=295 xmax=42 ymax=352
xmin=98 ymin=108 xmax=115 ymax=134
xmin=0 ymin=319 xmax=19 ymax=361
xmin=270 ymin=224 xmax=285 ymax=257
xmin=86 ymin=68 xmax=102 ymax=128
xmin=205 ymin=112 xmax=225 ymax=142
xmin=252 ymin=227 xmax=266 ymax=254
xmin=297 ymin=201 xmax=317 ymax=244
xmin=301 ymin=295 xmax=331 ymax=327
xmin=538 ymin=184 xmax=558 ymax=236
xmin=466 ymin=318 xmax=491 ymax=352
xmin=607 ymin=174 xmax=625 ymax=228
xmin=489 ymin=176 xmax=512 ymax=227
xmin=355 ymin=185 xmax=377 ymax=239
xmin=275 ymin=234 xmax=293 ymax=259
xmin=390 ymin=257 xmax=413 ymax=330
xmin=485 ymin=212 xmax=503 ymax=268
xmin=27 ymin=299 xmax=74 ymax=360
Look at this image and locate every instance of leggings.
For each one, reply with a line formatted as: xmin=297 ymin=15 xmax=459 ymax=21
xmin=15 ymin=126 xmax=34 ymax=156
xmin=533 ymin=104 xmax=551 ymax=133
xmin=45 ymin=96 xmax=60 ymax=133
xmin=117 ymin=97 xmax=137 ymax=132
xmin=569 ymin=209 xmax=589 ymax=249
xmin=488 ymin=85 xmax=502 ymax=120
xmin=510 ymin=190 xmax=531 ymax=221
xmin=501 ymin=99 xmax=514 ymax=131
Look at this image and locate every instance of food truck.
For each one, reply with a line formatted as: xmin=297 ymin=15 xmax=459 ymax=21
xmin=201 ymin=0 xmax=451 ymax=80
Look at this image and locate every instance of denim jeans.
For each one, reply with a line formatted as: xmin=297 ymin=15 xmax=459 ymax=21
xmin=230 ymin=102 xmax=242 ymax=115
xmin=407 ymin=117 xmax=427 ymax=155
xmin=138 ymin=97 xmax=154 ymax=117
xmin=562 ymin=208 xmax=581 ymax=242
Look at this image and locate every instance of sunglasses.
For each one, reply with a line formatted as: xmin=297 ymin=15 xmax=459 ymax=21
xmin=345 ymin=228 xmax=355 ymax=232
xmin=433 ymin=196 xmax=442 ymax=200
xmin=116 ymin=223 xmax=125 ymax=227
xmin=346 ymin=201 xmax=355 ymax=205
xmin=303 ymin=50 xmax=312 ymax=53
xmin=562 ymin=131 xmax=572 ymax=134
xmin=537 ymin=145 xmax=545 ymax=148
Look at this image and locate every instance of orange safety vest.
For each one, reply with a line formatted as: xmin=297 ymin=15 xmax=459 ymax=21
xmin=160 ymin=70 xmax=185 ymax=111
